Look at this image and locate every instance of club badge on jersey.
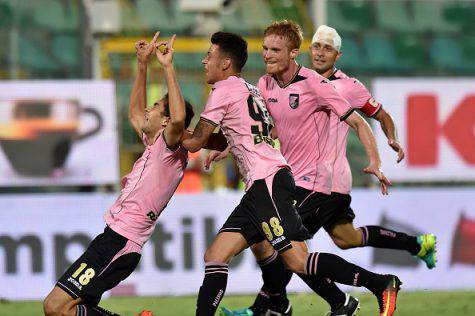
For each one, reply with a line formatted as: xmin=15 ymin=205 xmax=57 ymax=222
xmin=289 ymin=93 xmax=299 ymax=109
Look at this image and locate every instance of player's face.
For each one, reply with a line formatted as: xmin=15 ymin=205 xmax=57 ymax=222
xmin=202 ymin=44 xmax=224 ymax=84
xmin=310 ymin=42 xmax=341 ymax=74
xmin=262 ymin=35 xmax=294 ymax=75
xmin=143 ymin=97 xmax=168 ymax=134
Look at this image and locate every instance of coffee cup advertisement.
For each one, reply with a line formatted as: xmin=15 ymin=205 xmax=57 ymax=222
xmin=0 ymin=81 xmax=119 ymax=186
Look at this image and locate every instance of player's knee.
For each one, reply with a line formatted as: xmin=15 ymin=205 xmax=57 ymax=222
xmin=250 ymin=241 xmax=274 ymax=261
xmin=203 ymin=247 xmax=229 ymax=264
xmin=43 ymin=295 xmax=62 ymax=316
xmin=332 ymin=236 xmax=359 ymax=250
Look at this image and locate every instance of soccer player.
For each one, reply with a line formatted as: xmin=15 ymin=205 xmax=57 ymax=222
xmin=42 ymin=32 xmax=195 ymax=316
xmin=310 ymin=25 xmax=435 ymax=265
xmin=219 ymin=22 xmax=435 ymax=316
xmin=183 ymin=31 xmax=401 ymax=316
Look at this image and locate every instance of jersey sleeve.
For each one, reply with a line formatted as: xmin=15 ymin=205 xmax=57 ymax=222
xmin=200 ymin=87 xmax=229 ymax=127
xmin=312 ymin=76 xmax=354 ymax=121
xmin=347 ymin=79 xmax=382 ymax=117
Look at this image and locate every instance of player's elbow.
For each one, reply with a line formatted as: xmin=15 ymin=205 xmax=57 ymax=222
xmin=182 ymin=139 xmax=201 ymax=153
xmin=350 ymin=115 xmax=368 ymax=132
xmin=168 ymin=119 xmax=185 ymax=133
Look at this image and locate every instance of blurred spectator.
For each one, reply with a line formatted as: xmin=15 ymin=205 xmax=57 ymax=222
xmin=176 ymin=150 xmax=204 ymax=193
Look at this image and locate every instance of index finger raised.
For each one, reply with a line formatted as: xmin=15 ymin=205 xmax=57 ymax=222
xmin=150 ymin=31 xmax=160 ymax=44
xmin=168 ymin=34 xmax=176 ymax=49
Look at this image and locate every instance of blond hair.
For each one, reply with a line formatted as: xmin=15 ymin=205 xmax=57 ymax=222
xmin=264 ymin=20 xmax=303 ymax=50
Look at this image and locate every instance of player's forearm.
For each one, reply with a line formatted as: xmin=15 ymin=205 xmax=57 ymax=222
xmin=378 ymin=111 xmax=398 ymax=143
xmin=353 ymin=117 xmax=381 ymax=166
xmin=163 ymin=64 xmax=186 ymax=126
xmin=129 ymin=62 xmax=147 ymax=118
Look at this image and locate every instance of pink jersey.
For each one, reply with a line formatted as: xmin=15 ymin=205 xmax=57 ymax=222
xmin=329 ymin=69 xmax=382 ymax=194
xmin=104 ymin=133 xmax=188 ymax=246
xmin=201 ymin=75 xmax=288 ymax=189
xmin=258 ymin=66 xmax=354 ymax=195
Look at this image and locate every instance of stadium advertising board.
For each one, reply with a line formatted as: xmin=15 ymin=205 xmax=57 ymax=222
xmin=0 ymin=81 xmax=119 ymax=186
xmin=1 ymin=189 xmax=474 ymax=300
xmin=373 ymin=78 xmax=475 ymax=182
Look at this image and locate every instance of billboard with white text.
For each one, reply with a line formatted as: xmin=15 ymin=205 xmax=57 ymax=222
xmin=1 ymin=189 xmax=474 ymax=300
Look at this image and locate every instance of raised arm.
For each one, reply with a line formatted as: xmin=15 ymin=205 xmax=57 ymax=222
xmin=156 ymin=35 xmax=186 ymax=149
xmin=373 ymin=108 xmax=405 ymax=163
xmin=128 ymin=32 xmax=160 ymax=136
xmin=344 ymin=112 xmax=391 ymax=195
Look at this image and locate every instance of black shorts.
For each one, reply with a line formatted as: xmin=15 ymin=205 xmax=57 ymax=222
xmin=57 ymin=226 xmax=141 ymax=306
xmin=220 ymin=168 xmax=310 ymax=253
xmin=296 ymin=188 xmax=355 ymax=237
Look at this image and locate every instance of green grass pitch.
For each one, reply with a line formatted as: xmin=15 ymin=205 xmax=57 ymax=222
xmin=1 ymin=291 xmax=474 ymax=315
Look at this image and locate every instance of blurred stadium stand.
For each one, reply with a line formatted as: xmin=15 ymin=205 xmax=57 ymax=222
xmin=1 ymin=0 xmax=474 ymax=191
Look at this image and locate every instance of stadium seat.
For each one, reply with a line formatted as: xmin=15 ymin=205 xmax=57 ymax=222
xmin=269 ymin=0 xmax=304 ymax=28
xmin=460 ymin=36 xmax=475 ymax=60
xmin=109 ymin=53 xmax=128 ymax=77
xmin=412 ymin=1 xmax=458 ymax=33
xmin=245 ymin=53 xmax=265 ymax=71
xmin=168 ymin=0 xmax=196 ymax=34
xmin=375 ymin=1 xmax=414 ymax=32
xmin=346 ymin=130 xmax=371 ymax=187
xmin=135 ymin=0 xmax=173 ymax=33
xmin=0 ymin=0 xmax=13 ymax=29
xmin=173 ymin=53 xmax=204 ymax=70
xmin=179 ymin=81 xmax=205 ymax=111
xmin=246 ymin=0 xmax=274 ymax=32
xmin=31 ymin=0 xmax=80 ymax=32
xmin=220 ymin=10 xmax=252 ymax=36
xmin=52 ymin=35 xmax=80 ymax=69
xmin=335 ymin=35 xmax=365 ymax=72
xmin=116 ymin=82 xmax=132 ymax=106
xmin=296 ymin=52 xmax=311 ymax=68
xmin=119 ymin=0 xmax=142 ymax=32
xmin=394 ymin=33 xmax=428 ymax=69
xmin=430 ymin=36 xmax=475 ymax=72
xmin=339 ymin=0 xmax=374 ymax=30
xmin=0 ymin=28 xmax=7 ymax=63
xmin=18 ymin=34 xmax=59 ymax=73
xmin=327 ymin=1 xmax=361 ymax=34
xmin=115 ymin=82 xmax=138 ymax=146
xmin=444 ymin=2 xmax=475 ymax=32
xmin=362 ymin=33 xmax=410 ymax=72
xmin=220 ymin=0 xmax=272 ymax=35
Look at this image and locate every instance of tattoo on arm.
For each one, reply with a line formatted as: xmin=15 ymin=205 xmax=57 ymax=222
xmin=193 ymin=121 xmax=205 ymax=139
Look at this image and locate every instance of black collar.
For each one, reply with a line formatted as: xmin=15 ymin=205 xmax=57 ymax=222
xmin=327 ymin=68 xmax=340 ymax=81
xmin=273 ymin=65 xmax=306 ymax=88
